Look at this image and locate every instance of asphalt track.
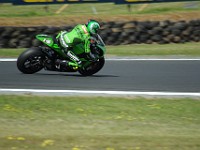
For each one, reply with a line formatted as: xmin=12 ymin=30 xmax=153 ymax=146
xmin=0 ymin=58 xmax=200 ymax=96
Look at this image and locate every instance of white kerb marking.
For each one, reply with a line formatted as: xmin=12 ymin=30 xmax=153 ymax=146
xmin=0 ymin=89 xmax=200 ymax=97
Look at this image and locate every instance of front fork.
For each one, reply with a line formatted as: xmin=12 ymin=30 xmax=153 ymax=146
xmin=80 ymin=58 xmax=100 ymax=71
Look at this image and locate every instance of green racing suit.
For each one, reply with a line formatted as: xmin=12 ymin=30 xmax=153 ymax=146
xmin=56 ymin=24 xmax=93 ymax=68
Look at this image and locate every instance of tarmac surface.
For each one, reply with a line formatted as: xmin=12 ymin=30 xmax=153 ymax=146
xmin=0 ymin=58 xmax=200 ymax=97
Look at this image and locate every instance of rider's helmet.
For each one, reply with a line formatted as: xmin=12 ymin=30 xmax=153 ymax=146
xmin=86 ymin=19 xmax=100 ymax=35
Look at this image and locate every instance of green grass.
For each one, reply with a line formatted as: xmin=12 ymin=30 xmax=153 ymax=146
xmin=137 ymin=2 xmax=200 ymax=14
xmin=107 ymin=42 xmax=200 ymax=56
xmin=1 ymin=42 xmax=200 ymax=57
xmin=0 ymin=2 xmax=200 ymax=17
xmin=0 ymin=49 xmax=24 ymax=57
xmin=0 ymin=95 xmax=200 ymax=150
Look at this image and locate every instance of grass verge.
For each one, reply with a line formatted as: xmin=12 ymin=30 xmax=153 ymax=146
xmin=0 ymin=2 xmax=200 ymax=26
xmin=1 ymin=2 xmax=200 ymax=17
xmin=1 ymin=42 xmax=200 ymax=57
xmin=0 ymin=95 xmax=200 ymax=150
xmin=107 ymin=42 xmax=200 ymax=56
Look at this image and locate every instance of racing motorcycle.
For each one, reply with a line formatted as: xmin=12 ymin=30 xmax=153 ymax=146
xmin=17 ymin=34 xmax=106 ymax=76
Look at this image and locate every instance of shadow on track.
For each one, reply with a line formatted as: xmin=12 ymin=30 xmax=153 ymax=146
xmin=34 ymin=73 xmax=119 ymax=78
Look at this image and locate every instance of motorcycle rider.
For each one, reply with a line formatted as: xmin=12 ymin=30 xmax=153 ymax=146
xmin=55 ymin=19 xmax=101 ymax=70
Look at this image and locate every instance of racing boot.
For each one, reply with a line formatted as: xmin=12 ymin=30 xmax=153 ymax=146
xmin=55 ymin=49 xmax=82 ymax=71
xmin=55 ymin=59 xmax=80 ymax=71
xmin=55 ymin=59 xmax=69 ymax=71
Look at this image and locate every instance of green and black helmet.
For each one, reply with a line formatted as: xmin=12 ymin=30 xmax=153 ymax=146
xmin=86 ymin=19 xmax=100 ymax=35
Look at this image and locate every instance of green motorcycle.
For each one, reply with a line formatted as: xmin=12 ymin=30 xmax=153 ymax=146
xmin=17 ymin=34 xmax=106 ymax=76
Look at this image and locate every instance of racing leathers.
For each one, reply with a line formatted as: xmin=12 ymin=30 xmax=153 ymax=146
xmin=56 ymin=24 xmax=96 ymax=69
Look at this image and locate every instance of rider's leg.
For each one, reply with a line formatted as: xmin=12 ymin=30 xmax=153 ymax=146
xmin=55 ymin=52 xmax=81 ymax=70
xmin=65 ymin=50 xmax=82 ymax=67
xmin=55 ymin=49 xmax=81 ymax=69
xmin=56 ymin=31 xmax=82 ymax=69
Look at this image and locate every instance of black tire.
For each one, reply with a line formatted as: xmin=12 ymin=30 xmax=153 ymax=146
xmin=17 ymin=47 xmax=44 ymax=74
xmin=78 ymin=57 xmax=105 ymax=76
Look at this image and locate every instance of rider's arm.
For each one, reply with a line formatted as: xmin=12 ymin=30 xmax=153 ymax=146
xmin=58 ymin=31 xmax=69 ymax=49
xmin=84 ymin=36 xmax=91 ymax=54
xmin=84 ymin=37 xmax=97 ymax=61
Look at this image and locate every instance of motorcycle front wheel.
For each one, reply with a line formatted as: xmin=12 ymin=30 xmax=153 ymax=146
xmin=17 ymin=47 xmax=45 ymax=74
xmin=78 ymin=57 xmax=105 ymax=76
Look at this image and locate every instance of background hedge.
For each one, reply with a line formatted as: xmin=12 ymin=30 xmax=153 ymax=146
xmin=0 ymin=19 xmax=200 ymax=48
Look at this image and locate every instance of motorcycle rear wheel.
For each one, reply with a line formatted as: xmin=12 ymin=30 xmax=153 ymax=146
xmin=17 ymin=47 xmax=45 ymax=74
